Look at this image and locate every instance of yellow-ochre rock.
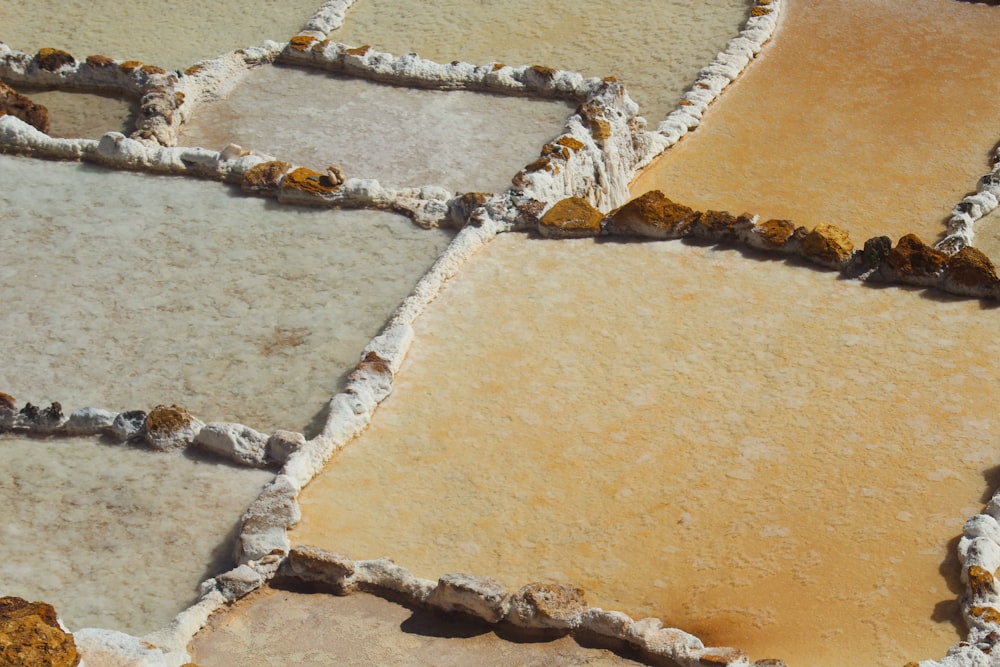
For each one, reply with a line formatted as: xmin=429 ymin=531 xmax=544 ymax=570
xmin=0 ymin=597 xmax=80 ymax=667
xmin=802 ymin=223 xmax=855 ymax=267
xmin=538 ymin=197 xmax=603 ymax=238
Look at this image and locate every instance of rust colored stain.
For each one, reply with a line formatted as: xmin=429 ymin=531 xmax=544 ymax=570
xmin=631 ymin=0 xmax=1000 ymax=245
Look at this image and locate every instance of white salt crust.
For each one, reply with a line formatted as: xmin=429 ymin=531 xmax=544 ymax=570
xmin=6 ymin=0 xmax=1000 ymax=665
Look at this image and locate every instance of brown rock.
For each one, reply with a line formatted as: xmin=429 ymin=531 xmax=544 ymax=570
xmin=140 ymin=64 xmax=166 ymax=76
xmin=120 ymin=60 xmax=144 ymax=73
xmin=144 ymin=404 xmax=202 ymax=451
xmin=344 ymin=45 xmax=372 ymax=57
xmin=35 ymin=48 xmax=75 ymax=72
xmin=538 ymin=197 xmax=603 ymax=239
xmin=556 ymin=136 xmax=585 ymax=152
xmin=969 ymin=565 xmax=996 ymax=598
xmin=0 ymin=82 xmax=51 ymax=133
xmin=448 ymin=192 xmax=491 ymax=227
xmin=607 ymin=190 xmax=697 ymax=239
xmin=578 ymin=103 xmax=612 ymax=140
xmin=971 ymin=605 xmax=1000 ymax=625
xmin=801 ymin=223 xmax=855 ymax=267
xmin=516 ymin=198 xmax=546 ymax=227
xmin=529 ymin=65 xmax=556 ymax=82
xmin=885 ymin=233 xmax=947 ymax=276
xmin=282 ymin=167 xmax=342 ymax=196
xmin=85 ymin=54 xmax=115 ymax=68
xmin=0 ymin=597 xmax=80 ymax=667
xmin=755 ymin=219 xmax=797 ymax=248
xmin=0 ymin=392 xmax=15 ymax=411
xmin=692 ymin=209 xmax=751 ymax=242
xmin=507 ymin=583 xmax=587 ymax=630
xmin=242 ymin=160 xmax=291 ymax=195
xmin=289 ymin=35 xmax=318 ymax=52
xmin=947 ymin=246 xmax=999 ymax=287
xmin=699 ymin=648 xmax=747 ymax=665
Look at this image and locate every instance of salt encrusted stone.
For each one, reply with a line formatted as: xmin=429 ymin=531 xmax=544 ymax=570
xmin=266 ymin=429 xmax=306 ymax=465
xmin=215 ymin=564 xmax=264 ymax=602
xmin=0 ymin=596 xmax=79 ymax=667
xmin=236 ymin=475 xmax=300 ymax=564
xmin=287 ymin=546 xmax=357 ymax=593
xmin=429 ymin=573 xmax=510 ymax=623
xmin=579 ymin=607 xmax=634 ymax=640
xmin=690 ymin=209 xmax=754 ymax=244
xmin=64 ymin=407 xmax=117 ymax=436
xmin=606 ymin=190 xmax=697 ymax=239
xmin=965 ymin=514 xmax=1000 ymax=544
xmin=14 ymin=401 xmax=64 ymax=432
xmin=194 ymin=422 xmax=269 ymax=467
xmin=801 ymin=223 xmax=855 ymax=268
xmin=749 ymin=218 xmax=801 ymax=251
xmin=142 ymin=404 xmax=204 ymax=451
xmin=506 ymin=583 xmax=587 ymax=631
xmin=961 ymin=537 xmax=1000 ymax=574
xmin=109 ymin=410 xmax=147 ymax=442
xmin=0 ymin=81 xmax=50 ymax=133
xmin=538 ymin=197 xmax=603 ymax=239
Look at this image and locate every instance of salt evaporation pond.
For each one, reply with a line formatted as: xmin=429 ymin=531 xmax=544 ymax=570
xmin=631 ymin=0 xmax=1000 ymax=244
xmin=293 ymin=232 xmax=1000 ymax=667
xmin=0 ymin=0 xmax=323 ymax=70
xmin=16 ymin=88 xmax=135 ymax=138
xmin=0 ymin=435 xmax=273 ymax=635
xmin=973 ymin=208 xmax=1000 ymax=266
xmin=180 ymin=64 xmax=574 ymax=193
xmin=0 ymin=154 xmax=452 ymax=433
xmin=334 ymin=0 xmax=752 ymax=123
xmin=189 ymin=586 xmax=645 ymax=666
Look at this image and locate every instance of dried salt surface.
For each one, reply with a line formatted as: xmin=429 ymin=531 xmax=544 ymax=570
xmin=0 ymin=0 xmax=322 ymax=71
xmin=0 ymin=434 xmax=273 ymax=635
xmin=17 ymin=88 xmax=135 ymax=138
xmin=631 ymin=0 xmax=1000 ymax=246
xmin=333 ymin=0 xmax=752 ymax=123
xmin=189 ymin=586 xmax=645 ymax=666
xmin=179 ymin=64 xmax=574 ymax=193
xmin=972 ymin=208 xmax=1000 ymax=265
xmin=293 ymin=233 xmax=1000 ymax=667
xmin=0 ymin=154 xmax=452 ymax=433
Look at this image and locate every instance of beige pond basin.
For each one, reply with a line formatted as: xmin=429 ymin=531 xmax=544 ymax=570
xmin=631 ymin=0 xmax=1000 ymax=245
xmin=16 ymin=87 xmax=136 ymax=138
xmin=0 ymin=435 xmax=273 ymax=635
xmin=179 ymin=64 xmax=574 ymax=193
xmin=293 ymin=232 xmax=1000 ymax=666
xmin=0 ymin=154 xmax=452 ymax=433
xmin=0 ymin=0 xmax=322 ymax=70
xmin=973 ymin=207 xmax=1000 ymax=266
xmin=189 ymin=585 xmax=646 ymax=666
xmin=334 ymin=0 xmax=752 ymax=124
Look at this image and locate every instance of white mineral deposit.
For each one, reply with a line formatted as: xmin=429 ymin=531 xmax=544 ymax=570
xmin=0 ymin=435 xmax=273 ymax=635
xmin=179 ymin=64 xmax=574 ymax=193
xmin=0 ymin=154 xmax=452 ymax=433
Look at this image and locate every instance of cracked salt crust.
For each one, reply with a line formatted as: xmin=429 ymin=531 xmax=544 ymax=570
xmin=179 ymin=64 xmax=574 ymax=193
xmin=0 ymin=434 xmax=273 ymax=635
xmin=0 ymin=154 xmax=452 ymax=433
xmin=293 ymin=232 xmax=1000 ymax=667
xmin=632 ymin=0 xmax=1000 ymax=246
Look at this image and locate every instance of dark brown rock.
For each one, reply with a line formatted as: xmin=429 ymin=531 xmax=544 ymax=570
xmin=242 ymin=160 xmax=291 ymax=195
xmin=0 ymin=597 xmax=80 ymax=667
xmin=0 ymin=393 xmax=15 ymax=412
xmin=607 ymin=190 xmax=697 ymax=239
xmin=947 ymin=246 xmax=999 ymax=287
xmin=692 ymin=209 xmax=752 ymax=242
xmin=507 ymin=583 xmax=587 ymax=630
xmin=538 ymin=197 xmax=603 ymax=239
xmin=885 ymin=234 xmax=947 ymax=276
xmin=85 ymin=54 xmax=115 ymax=68
xmin=0 ymin=82 xmax=50 ymax=133
xmin=35 ymin=48 xmax=75 ymax=72
xmin=801 ymin=223 xmax=855 ymax=267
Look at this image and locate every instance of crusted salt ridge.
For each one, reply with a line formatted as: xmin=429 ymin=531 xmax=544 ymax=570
xmin=282 ymin=545 xmax=751 ymax=667
xmin=643 ymin=0 xmax=781 ymax=164
xmin=939 ymin=147 xmax=1000 ymax=253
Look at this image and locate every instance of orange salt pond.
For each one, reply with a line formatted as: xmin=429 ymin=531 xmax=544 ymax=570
xmin=631 ymin=0 xmax=1000 ymax=245
xmin=293 ymin=233 xmax=1000 ymax=666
